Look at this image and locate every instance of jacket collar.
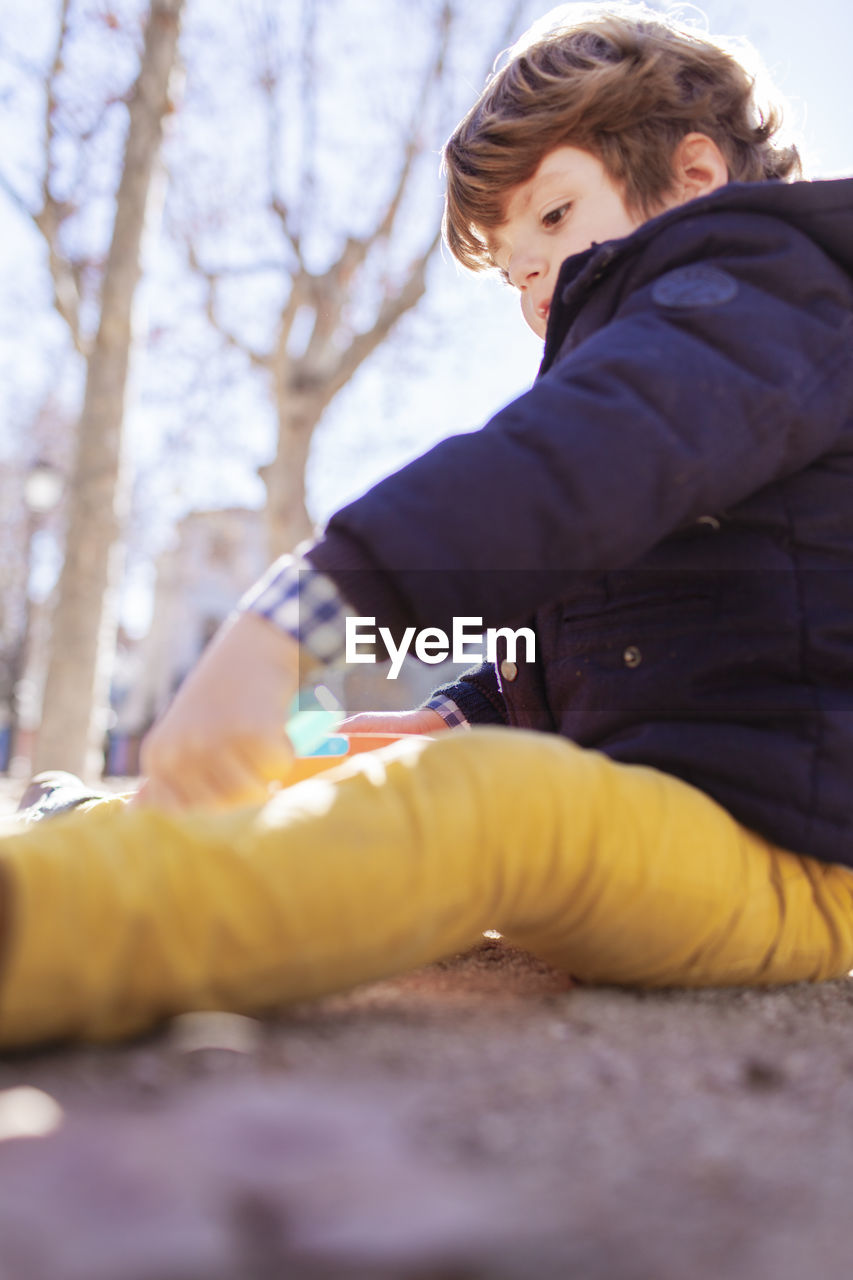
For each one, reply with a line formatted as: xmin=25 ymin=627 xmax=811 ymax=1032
xmin=538 ymin=176 xmax=853 ymax=377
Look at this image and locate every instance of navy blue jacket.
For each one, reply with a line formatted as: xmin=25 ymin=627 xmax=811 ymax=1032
xmin=309 ymin=178 xmax=853 ymax=867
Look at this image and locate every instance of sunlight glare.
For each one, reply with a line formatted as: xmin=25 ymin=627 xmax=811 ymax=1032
xmin=0 ymin=1086 xmax=64 ymax=1141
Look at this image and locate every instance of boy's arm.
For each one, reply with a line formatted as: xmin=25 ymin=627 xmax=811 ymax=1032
xmin=137 ymin=551 xmax=505 ymax=808
xmin=137 ymin=553 xmax=493 ymax=807
xmin=135 ymin=611 xmax=302 ymax=810
xmin=136 ymin=555 xmax=347 ymax=810
xmin=340 ymin=665 xmax=508 ymax=735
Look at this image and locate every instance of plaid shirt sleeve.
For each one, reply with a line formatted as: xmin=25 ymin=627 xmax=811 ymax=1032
xmin=238 ymin=550 xmax=350 ymax=666
xmin=240 ymin=552 xmax=470 ymax=729
xmin=424 ymin=694 xmax=470 ymax=729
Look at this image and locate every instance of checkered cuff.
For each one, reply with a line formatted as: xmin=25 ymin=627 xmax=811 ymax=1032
xmin=239 ymin=550 xmax=350 ymax=666
xmin=424 ymin=694 xmax=470 ymax=730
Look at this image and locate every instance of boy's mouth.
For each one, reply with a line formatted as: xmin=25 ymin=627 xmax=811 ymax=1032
xmin=537 ymin=301 xmax=551 ymax=323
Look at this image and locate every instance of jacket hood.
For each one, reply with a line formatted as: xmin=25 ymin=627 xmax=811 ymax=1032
xmin=541 ymin=176 xmax=853 ymax=376
xmin=686 ymin=176 xmax=853 ymax=273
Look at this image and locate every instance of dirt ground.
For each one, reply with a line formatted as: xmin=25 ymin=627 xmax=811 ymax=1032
xmin=1 ymin=779 xmax=852 ymax=1280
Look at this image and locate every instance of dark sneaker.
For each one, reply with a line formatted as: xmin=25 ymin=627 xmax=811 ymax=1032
xmin=16 ymin=771 xmax=108 ymax=824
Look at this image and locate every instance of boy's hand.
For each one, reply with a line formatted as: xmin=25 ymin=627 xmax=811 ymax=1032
xmin=133 ymin=612 xmax=305 ymax=812
xmin=339 ymin=706 xmax=450 ymax=736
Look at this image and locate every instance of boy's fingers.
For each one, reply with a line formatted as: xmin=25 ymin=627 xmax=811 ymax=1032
xmin=143 ymin=730 xmax=293 ymax=775
xmin=338 ymin=713 xmax=388 ymax=732
xmin=199 ymin=751 xmax=290 ymax=809
xmin=233 ymin=735 xmax=296 ymax=785
xmin=339 ymin=708 xmax=448 ymax=735
xmin=130 ymin=776 xmax=186 ymax=812
xmin=135 ymin=737 xmax=296 ymax=812
xmin=133 ymin=769 xmax=263 ymax=813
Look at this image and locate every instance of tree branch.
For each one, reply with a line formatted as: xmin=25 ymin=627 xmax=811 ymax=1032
xmin=486 ymin=0 xmax=530 ymax=74
xmin=69 ymin=92 xmax=132 ymax=205
xmin=281 ymin=1 xmax=454 ymax=375
xmin=185 ymin=239 xmax=270 ymax=368
xmin=321 ymin=224 xmax=443 ymax=407
xmin=0 ymin=169 xmax=35 ymax=222
xmin=270 ymin=195 xmax=305 ymax=269
xmin=297 ymin=0 xmax=318 ymax=228
xmin=313 ymin=1 xmax=454 ymax=300
xmin=373 ymin=1 xmax=453 ymax=246
xmin=29 ymin=0 xmax=86 ymax=351
xmin=43 ymin=0 xmax=71 ymax=207
xmin=252 ymin=0 xmax=306 ymax=270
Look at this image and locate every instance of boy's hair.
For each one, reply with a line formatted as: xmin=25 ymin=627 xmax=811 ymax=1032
xmin=443 ymin=2 xmax=801 ymax=271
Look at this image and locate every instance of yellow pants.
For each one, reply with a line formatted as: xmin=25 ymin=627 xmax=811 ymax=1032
xmin=1 ymin=728 xmax=852 ymax=1049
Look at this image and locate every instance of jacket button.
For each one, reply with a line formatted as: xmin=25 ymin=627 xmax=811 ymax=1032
xmin=500 ymin=660 xmax=518 ymax=682
xmin=623 ymin=645 xmax=642 ymax=669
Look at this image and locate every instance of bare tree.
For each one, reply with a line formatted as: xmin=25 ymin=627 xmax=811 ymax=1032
xmin=0 ymin=0 xmax=185 ymax=775
xmin=0 ymin=0 xmax=533 ymax=775
xmin=174 ymin=0 xmax=530 ymax=556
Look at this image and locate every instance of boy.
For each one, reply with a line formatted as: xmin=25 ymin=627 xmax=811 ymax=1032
xmin=3 ymin=3 xmax=853 ymax=1048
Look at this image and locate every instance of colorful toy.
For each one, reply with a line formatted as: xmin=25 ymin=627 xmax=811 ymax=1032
xmin=284 ymin=686 xmax=430 ymax=785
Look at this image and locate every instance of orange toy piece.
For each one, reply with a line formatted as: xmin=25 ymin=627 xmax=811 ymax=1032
xmin=284 ymin=734 xmax=433 ymax=785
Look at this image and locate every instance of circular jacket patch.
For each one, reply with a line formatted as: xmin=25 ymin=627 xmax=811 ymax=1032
xmin=652 ymin=264 xmax=738 ymax=309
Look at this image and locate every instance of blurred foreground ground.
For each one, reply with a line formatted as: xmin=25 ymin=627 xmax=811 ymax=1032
xmin=0 ymin=775 xmax=851 ymax=1280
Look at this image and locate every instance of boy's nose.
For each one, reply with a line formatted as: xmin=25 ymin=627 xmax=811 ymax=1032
xmin=509 ymin=252 xmax=547 ymax=289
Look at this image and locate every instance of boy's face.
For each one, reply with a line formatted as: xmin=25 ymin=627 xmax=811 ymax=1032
xmin=489 ymin=146 xmax=650 ymax=339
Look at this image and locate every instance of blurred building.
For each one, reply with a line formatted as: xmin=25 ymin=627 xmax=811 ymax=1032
xmin=109 ymin=507 xmax=269 ymax=771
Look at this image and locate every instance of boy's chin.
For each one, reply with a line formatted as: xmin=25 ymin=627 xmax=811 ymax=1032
xmin=523 ymin=311 xmax=548 ymax=340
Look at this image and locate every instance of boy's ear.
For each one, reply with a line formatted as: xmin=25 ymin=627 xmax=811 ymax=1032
xmin=670 ymin=132 xmax=730 ymax=203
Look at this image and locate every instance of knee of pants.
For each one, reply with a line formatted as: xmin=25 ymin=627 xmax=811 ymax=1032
xmin=389 ymin=726 xmax=616 ymax=918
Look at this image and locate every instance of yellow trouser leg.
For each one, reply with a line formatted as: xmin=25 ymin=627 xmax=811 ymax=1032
xmin=1 ymin=728 xmax=852 ymax=1048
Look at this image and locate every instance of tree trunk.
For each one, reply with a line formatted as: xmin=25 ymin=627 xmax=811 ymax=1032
xmin=261 ymin=384 xmax=327 ymax=558
xmin=35 ymin=0 xmax=184 ymax=778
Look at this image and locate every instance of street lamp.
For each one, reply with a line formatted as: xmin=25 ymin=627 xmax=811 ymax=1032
xmin=23 ymin=460 xmax=64 ymax=517
xmin=8 ymin=460 xmax=64 ymax=774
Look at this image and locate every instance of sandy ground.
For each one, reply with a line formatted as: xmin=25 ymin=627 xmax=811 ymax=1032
xmin=1 ymin=776 xmax=852 ymax=1279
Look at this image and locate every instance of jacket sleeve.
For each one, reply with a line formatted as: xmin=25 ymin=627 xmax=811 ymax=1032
xmin=308 ymin=221 xmax=853 ymax=634
xmin=425 ymin=662 xmax=508 ymax=726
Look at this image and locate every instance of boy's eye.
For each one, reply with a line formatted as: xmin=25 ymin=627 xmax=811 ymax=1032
xmin=542 ymin=202 xmax=571 ymax=228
